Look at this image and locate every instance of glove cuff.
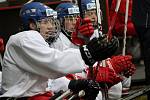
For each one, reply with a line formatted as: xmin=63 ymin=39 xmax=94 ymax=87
xmin=110 ymin=60 xmax=120 ymax=74
xmin=80 ymin=45 xmax=96 ymax=66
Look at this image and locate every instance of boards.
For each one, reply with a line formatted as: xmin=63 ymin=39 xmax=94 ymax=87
xmin=119 ymin=85 xmax=150 ymax=100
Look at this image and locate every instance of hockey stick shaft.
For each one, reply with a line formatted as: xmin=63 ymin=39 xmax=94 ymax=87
xmin=107 ymin=0 xmax=121 ymax=40
xmin=122 ymin=0 xmax=129 ymax=56
xmin=55 ymin=89 xmax=72 ymax=100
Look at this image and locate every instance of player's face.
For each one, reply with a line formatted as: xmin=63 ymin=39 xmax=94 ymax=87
xmin=38 ymin=17 xmax=58 ymax=40
xmin=84 ymin=9 xmax=97 ymax=27
xmin=64 ymin=15 xmax=78 ymax=32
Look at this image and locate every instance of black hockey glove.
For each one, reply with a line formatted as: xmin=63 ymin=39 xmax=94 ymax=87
xmin=82 ymin=87 xmax=99 ymax=100
xmin=68 ymin=79 xmax=100 ymax=100
xmin=80 ymin=35 xmax=119 ymax=66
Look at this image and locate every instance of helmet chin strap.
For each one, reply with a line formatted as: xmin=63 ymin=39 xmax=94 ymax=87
xmin=45 ymin=31 xmax=60 ymax=45
xmin=61 ymin=16 xmax=78 ymax=39
xmin=35 ymin=21 xmax=41 ymax=32
xmin=46 ymin=36 xmax=56 ymax=45
xmin=61 ymin=28 xmax=72 ymax=40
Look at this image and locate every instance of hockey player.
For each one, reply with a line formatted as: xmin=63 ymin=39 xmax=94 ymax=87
xmin=81 ymin=0 xmax=136 ymax=97
xmin=80 ymin=0 xmax=136 ymax=98
xmin=79 ymin=0 xmax=123 ymax=98
xmin=0 ymin=2 xmax=120 ymax=100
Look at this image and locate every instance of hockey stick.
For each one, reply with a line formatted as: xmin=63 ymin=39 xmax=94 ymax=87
xmin=54 ymin=85 xmax=85 ymax=100
xmin=95 ymin=0 xmax=102 ymax=35
xmin=95 ymin=0 xmax=109 ymax=99
xmin=68 ymin=90 xmax=85 ymax=100
xmin=77 ymin=0 xmax=83 ymax=19
xmin=55 ymin=89 xmax=73 ymax=100
xmin=77 ymin=0 xmax=94 ymax=79
xmin=122 ymin=0 xmax=129 ymax=56
xmin=107 ymin=0 xmax=121 ymax=40
xmin=121 ymin=0 xmax=132 ymax=89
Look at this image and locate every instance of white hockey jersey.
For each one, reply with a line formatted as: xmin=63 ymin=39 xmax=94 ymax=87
xmin=1 ymin=30 xmax=86 ymax=97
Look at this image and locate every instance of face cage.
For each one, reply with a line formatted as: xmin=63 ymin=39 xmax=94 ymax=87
xmin=61 ymin=14 xmax=79 ymax=37
xmin=84 ymin=9 xmax=98 ymax=29
xmin=36 ymin=17 xmax=61 ymax=45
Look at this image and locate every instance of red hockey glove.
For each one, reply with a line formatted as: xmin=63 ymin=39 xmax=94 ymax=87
xmin=71 ymin=17 xmax=94 ymax=46
xmin=0 ymin=37 xmax=4 ymax=53
xmin=123 ymin=64 xmax=136 ymax=78
xmin=110 ymin=55 xmax=136 ymax=77
xmin=87 ymin=66 xmax=122 ymax=87
xmin=95 ymin=67 xmax=122 ymax=85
